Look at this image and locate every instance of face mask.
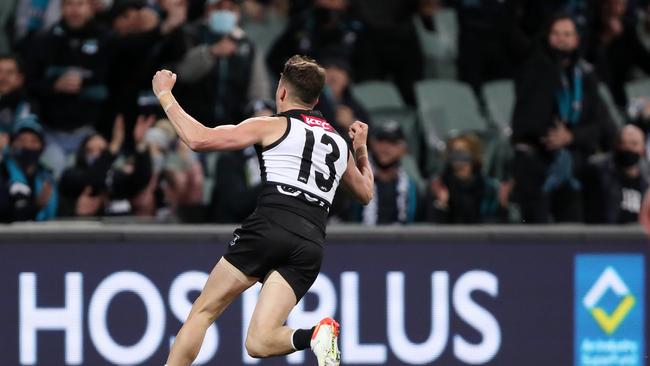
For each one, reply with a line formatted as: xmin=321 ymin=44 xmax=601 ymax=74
xmin=209 ymin=10 xmax=237 ymax=34
xmin=448 ymin=150 xmax=473 ymax=164
xmin=615 ymin=150 xmax=641 ymax=168
xmin=551 ymin=47 xmax=578 ymax=64
xmin=13 ymin=148 xmax=41 ymax=168
xmin=85 ymin=154 xmax=99 ymax=167
xmin=372 ymin=152 xmax=401 ymax=170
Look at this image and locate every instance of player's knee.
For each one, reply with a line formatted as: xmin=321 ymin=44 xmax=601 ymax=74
xmin=245 ymin=335 xmax=270 ymax=358
xmin=244 ymin=340 xmax=262 ymax=358
xmin=245 ymin=330 xmax=274 ymax=358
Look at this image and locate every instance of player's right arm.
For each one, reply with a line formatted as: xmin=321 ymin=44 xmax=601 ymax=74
xmin=151 ymin=69 xmax=282 ymax=151
xmin=342 ymin=121 xmax=374 ymax=205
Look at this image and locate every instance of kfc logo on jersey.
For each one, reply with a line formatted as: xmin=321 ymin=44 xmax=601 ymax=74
xmin=301 ymin=114 xmax=333 ymax=132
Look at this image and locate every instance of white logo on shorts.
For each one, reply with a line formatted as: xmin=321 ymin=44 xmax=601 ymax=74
xmin=229 ymin=234 xmax=240 ymax=246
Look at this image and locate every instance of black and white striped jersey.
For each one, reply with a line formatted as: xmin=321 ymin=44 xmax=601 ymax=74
xmin=255 ymin=109 xmax=349 ymax=209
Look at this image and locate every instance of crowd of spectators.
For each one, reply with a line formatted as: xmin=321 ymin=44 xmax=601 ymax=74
xmin=1 ymin=0 xmax=650 ymax=225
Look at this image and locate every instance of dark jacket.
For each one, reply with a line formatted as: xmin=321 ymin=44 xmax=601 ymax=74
xmin=0 ymin=157 xmax=57 ymax=222
xmin=23 ymin=20 xmax=111 ymax=131
xmin=316 ymin=86 xmax=371 ymax=147
xmin=210 ymin=149 xmax=263 ymax=223
xmin=511 ymin=49 xmax=616 ymax=160
xmin=175 ymin=24 xmax=255 ymax=126
xmin=106 ymin=26 xmax=186 ymax=143
xmin=58 ymin=147 xmax=152 ymax=216
xmin=583 ymin=153 xmax=649 ymax=223
xmin=355 ymin=166 xmax=419 ymax=225
xmin=267 ymin=7 xmax=362 ymax=75
xmin=0 ymin=89 xmax=32 ymax=133
xmin=586 ymin=22 xmax=650 ymax=107
xmin=426 ymin=166 xmax=502 ymax=224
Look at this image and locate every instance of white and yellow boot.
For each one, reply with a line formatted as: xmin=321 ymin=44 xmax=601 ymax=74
xmin=310 ymin=317 xmax=341 ymax=366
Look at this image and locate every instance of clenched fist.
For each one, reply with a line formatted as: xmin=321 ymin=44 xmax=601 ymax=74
xmin=152 ymin=69 xmax=177 ymax=97
xmin=348 ymin=120 xmax=368 ymax=151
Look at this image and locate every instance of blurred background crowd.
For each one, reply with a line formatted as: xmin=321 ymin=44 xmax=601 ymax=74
xmin=1 ymin=0 xmax=650 ymax=225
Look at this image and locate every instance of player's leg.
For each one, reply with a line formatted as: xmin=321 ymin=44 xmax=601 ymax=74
xmin=244 ymin=271 xmax=299 ymax=358
xmin=166 ymin=257 xmax=258 ymax=366
xmin=245 ymin=271 xmax=341 ymax=365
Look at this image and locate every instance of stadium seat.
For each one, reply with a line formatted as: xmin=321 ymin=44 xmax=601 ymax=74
xmin=241 ymin=17 xmax=288 ymax=54
xmin=482 ymin=131 xmax=511 ymax=180
xmin=415 ymin=80 xmax=488 ymax=140
xmin=625 ymin=77 xmax=650 ymax=100
xmin=413 ymin=9 xmax=458 ymax=79
xmin=482 ymin=79 xmax=515 ymax=133
xmin=352 ymin=81 xmax=406 ymax=110
xmin=598 ymin=83 xmax=625 ymax=128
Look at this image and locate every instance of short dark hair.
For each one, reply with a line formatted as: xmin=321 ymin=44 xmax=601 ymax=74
xmin=546 ymin=12 xmax=576 ymax=37
xmin=280 ymin=55 xmax=326 ymax=105
xmin=0 ymin=54 xmax=23 ymax=73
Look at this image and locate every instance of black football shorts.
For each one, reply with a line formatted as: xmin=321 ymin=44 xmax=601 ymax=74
xmin=224 ymin=205 xmax=324 ymax=302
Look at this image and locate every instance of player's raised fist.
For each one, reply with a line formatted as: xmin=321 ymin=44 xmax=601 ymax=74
xmin=348 ymin=120 xmax=368 ymax=150
xmin=152 ymin=69 xmax=177 ymax=97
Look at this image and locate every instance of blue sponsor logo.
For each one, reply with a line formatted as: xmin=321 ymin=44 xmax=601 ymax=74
xmin=575 ymin=254 xmax=645 ymax=366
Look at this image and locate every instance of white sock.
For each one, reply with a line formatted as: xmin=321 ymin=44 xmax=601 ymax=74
xmin=290 ymin=329 xmax=298 ymax=351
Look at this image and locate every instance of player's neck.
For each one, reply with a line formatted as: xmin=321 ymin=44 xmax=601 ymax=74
xmin=277 ymin=101 xmax=313 ymax=113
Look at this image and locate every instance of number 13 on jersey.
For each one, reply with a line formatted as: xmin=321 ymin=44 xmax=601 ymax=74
xmin=297 ymin=129 xmax=341 ymax=193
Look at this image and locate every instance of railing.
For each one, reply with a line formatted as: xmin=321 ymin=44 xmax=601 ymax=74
xmin=0 ymin=222 xmax=647 ymax=243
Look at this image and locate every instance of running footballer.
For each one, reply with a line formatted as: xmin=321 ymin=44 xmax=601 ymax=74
xmin=152 ymin=55 xmax=374 ymax=366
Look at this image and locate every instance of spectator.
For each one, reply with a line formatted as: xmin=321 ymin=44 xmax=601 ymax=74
xmin=317 ymin=57 xmax=370 ymax=142
xmin=0 ymin=115 xmax=57 ymax=222
xmin=584 ymin=124 xmax=649 ymax=223
xmin=131 ymin=118 xmax=204 ymax=221
xmin=58 ymin=114 xmax=154 ymax=216
xmin=174 ymin=0 xmax=270 ymax=127
xmin=628 ymin=95 xmax=650 ymax=157
xmin=356 ymin=121 xmax=418 ymax=225
xmin=239 ymin=0 xmax=288 ymax=55
xmin=0 ymin=0 xmax=17 ymax=53
xmin=91 ymin=0 xmax=114 ymax=26
xmin=267 ymin=0 xmax=361 ymax=77
xmin=426 ymin=133 xmax=504 ymax=223
xmin=316 ymin=57 xmax=371 ymax=222
xmin=511 ymin=14 xmax=615 ymax=223
xmin=516 ymin=0 xmax=590 ymax=40
xmin=0 ymin=54 xmax=31 ymax=152
xmin=351 ymin=0 xmax=421 ymax=105
xmin=414 ymin=0 xmax=458 ymax=79
xmin=636 ymin=1 xmax=650 ymax=50
xmin=209 ymin=98 xmax=273 ymax=222
xmin=452 ymin=0 xmax=528 ymax=95
xmin=13 ymin=0 xmax=61 ymax=49
xmin=586 ymin=0 xmax=650 ymax=107
xmin=23 ymin=0 xmax=111 ymax=176
xmin=107 ymin=0 xmax=186 ymax=145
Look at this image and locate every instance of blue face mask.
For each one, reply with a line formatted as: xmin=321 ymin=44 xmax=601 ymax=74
xmin=208 ymin=10 xmax=237 ymax=34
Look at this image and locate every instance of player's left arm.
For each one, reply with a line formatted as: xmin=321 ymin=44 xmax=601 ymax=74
xmin=342 ymin=121 xmax=374 ymax=205
xmin=151 ymin=69 xmax=273 ymax=151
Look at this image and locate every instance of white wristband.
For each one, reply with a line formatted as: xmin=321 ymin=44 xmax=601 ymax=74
xmin=156 ymin=90 xmax=171 ymax=98
xmin=163 ymin=101 xmax=177 ymax=113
